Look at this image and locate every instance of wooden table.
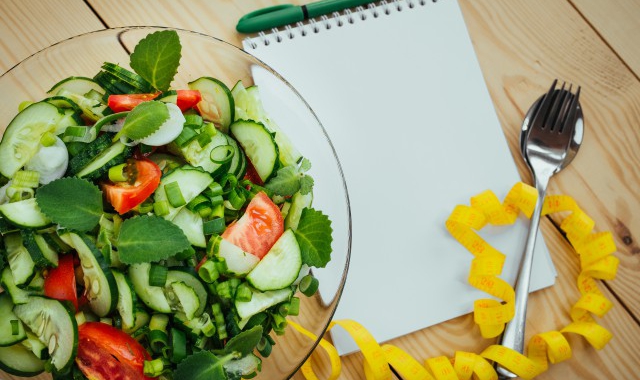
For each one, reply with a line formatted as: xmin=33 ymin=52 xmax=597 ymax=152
xmin=1 ymin=0 xmax=639 ymax=379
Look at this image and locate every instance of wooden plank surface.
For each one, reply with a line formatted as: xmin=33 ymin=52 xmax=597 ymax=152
xmin=0 ymin=0 xmax=638 ymax=379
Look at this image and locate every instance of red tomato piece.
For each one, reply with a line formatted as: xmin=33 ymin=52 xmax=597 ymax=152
xmin=222 ymin=191 xmax=284 ymax=259
xmin=108 ymin=93 xmax=160 ymax=112
xmin=243 ymin=159 xmax=263 ymax=185
xmin=44 ymin=253 xmax=78 ymax=311
xmin=176 ymin=89 xmax=202 ymax=112
xmin=103 ymin=159 xmax=161 ymax=214
xmin=76 ymin=322 xmax=154 ymax=380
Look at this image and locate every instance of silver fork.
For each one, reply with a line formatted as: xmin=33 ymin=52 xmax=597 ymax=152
xmin=496 ymin=80 xmax=582 ymax=379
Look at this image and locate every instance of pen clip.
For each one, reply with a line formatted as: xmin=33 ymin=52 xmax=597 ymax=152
xmin=238 ymin=4 xmax=295 ymax=23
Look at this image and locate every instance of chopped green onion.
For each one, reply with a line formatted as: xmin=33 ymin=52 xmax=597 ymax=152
xmin=18 ymin=100 xmax=33 ymax=112
xmin=209 ymin=194 xmax=224 ymax=208
xmin=62 ymin=126 xmax=89 ymax=142
xmin=10 ymin=320 xmax=20 ymax=335
xmin=202 ymin=122 xmax=217 ymax=137
xmin=198 ymin=314 xmax=216 ymax=338
xmin=174 ymin=126 xmax=198 ymax=147
xmin=195 ymin=204 xmax=213 ymax=218
xmin=7 ymin=185 xmax=34 ymax=202
xmin=170 ymin=328 xmax=187 ymax=364
xmin=226 ymin=188 xmax=246 ymax=210
xmin=186 ymin=194 xmax=209 ymax=212
xmin=257 ymin=335 xmax=273 ymax=357
xmin=211 ymin=303 xmax=227 ymax=340
xmin=136 ymin=200 xmax=154 ymax=214
xmin=203 ymin=217 xmax=226 ymax=235
xmin=210 ymin=144 xmax=234 ymax=165
xmin=205 ymin=182 xmax=223 ymax=198
xmin=272 ymin=314 xmax=287 ymax=335
xmin=184 ymin=114 xmax=203 ymax=128
xmin=196 ymin=131 xmax=212 ymax=148
xmin=13 ymin=170 xmax=40 ymax=188
xmin=148 ymin=264 xmax=168 ymax=287
xmin=144 ymin=357 xmax=169 ymax=377
xmin=153 ymin=200 xmax=170 ymax=217
xmin=211 ymin=203 xmax=225 ymax=219
xmin=216 ymin=281 xmax=232 ymax=300
xmin=198 ymin=260 xmax=220 ymax=283
xmin=39 ymin=131 xmax=57 ymax=147
xmin=299 ymin=274 xmax=319 ymax=297
xmin=108 ymin=163 xmax=128 ymax=182
xmin=236 ymin=282 xmax=253 ymax=302
xmin=287 ymin=297 xmax=300 ymax=316
xmin=164 ymin=181 xmax=186 ymax=207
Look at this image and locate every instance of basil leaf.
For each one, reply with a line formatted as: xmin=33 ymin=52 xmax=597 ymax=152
xmin=294 ymin=207 xmax=333 ymax=268
xmin=35 ymin=177 xmax=102 ymax=232
xmin=117 ymin=215 xmax=191 ymax=264
xmin=130 ymin=30 xmax=181 ymax=92
xmin=116 ymin=101 xmax=169 ymax=141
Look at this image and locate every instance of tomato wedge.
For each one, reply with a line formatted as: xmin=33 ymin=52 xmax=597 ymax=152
xmin=44 ymin=253 xmax=78 ymax=311
xmin=222 ymin=191 xmax=284 ymax=259
xmin=76 ymin=322 xmax=154 ymax=380
xmin=176 ymin=89 xmax=202 ymax=111
xmin=108 ymin=93 xmax=159 ymax=112
xmin=103 ymin=159 xmax=161 ymax=214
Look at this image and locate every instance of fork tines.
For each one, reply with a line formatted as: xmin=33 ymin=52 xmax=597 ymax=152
xmin=533 ymin=79 xmax=581 ymax=133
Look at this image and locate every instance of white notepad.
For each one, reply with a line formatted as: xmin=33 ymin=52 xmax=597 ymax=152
xmin=243 ymin=0 xmax=557 ymax=355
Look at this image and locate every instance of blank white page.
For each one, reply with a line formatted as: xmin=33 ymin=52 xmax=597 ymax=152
xmin=243 ymin=0 xmax=556 ymax=355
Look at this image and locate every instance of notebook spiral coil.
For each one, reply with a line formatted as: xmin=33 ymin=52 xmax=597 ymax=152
xmin=244 ymin=0 xmax=436 ymax=49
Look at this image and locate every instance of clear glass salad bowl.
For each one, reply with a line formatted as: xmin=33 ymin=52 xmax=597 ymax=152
xmin=0 ymin=27 xmax=350 ymax=380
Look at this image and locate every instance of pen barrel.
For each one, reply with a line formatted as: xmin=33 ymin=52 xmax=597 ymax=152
xmin=306 ymin=0 xmax=374 ymax=18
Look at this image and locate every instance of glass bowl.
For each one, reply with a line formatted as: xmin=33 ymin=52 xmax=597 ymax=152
xmin=0 ymin=27 xmax=350 ymax=379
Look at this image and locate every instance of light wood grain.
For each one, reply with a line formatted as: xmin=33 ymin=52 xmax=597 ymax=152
xmin=0 ymin=0 xmax=639 ymax=379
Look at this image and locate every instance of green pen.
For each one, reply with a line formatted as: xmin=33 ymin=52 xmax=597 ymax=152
xmin=236 ymin=0 xmax=374 ymax=34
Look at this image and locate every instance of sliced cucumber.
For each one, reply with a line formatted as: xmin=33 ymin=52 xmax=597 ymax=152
xmin=20 ymin=331 xmax=50 ymax=360
xmin=188 ymin=77 xmax=235 ymax=132
xmin=224 ymin=353 xmax=262 ymax=378
xmin=129 ymin=262 xmax=171 ymax=313
xmin=0 ymin=267 xmax=31 ymax=305
xmin=14 ymin=296 xmax=78 ymax=373
xmin=75 ymin=141 xmax=133 ymax=180
xmin=153 ymin=166 xmax=214 ymax=220
xmin=225 ymin=134 xmax=247 ymax=179
xmin=247 ymin=229 xmax=302 ymax=291
xmin=47 ymin=76 xmax=105 ymax=97
xmin=21 ymin=229 xmax=59 ymax=268
xmin=0 ymin=101 xmax=62 ymax=178
xmin=4 ymin=233 xmax=36 ymax=287
xmin=112 ymin=269 xmax=136 ymax=331
xmin=210 ymin=237 xmax=259 ymax=277
xmin=44 ymin=95 xmax=82 ymax=112
xmin=166 ymin=268 xmax=208 ymax=318
xmin=169 ymin=281 xmax=199 ymax=320
xmin=172 ymin=207 xmax=206 ymax=248
xmin=158 ymin=90 xmax=178 ymax=104
xmin=0 ymin=198 xmax=52 ymax=228
xmin=0 ymin=293 xmax=27 ymax=347
xmin=173 ymin=129 xmax=231 ymax=176
xmin=230 ymin=120 xmax=279 ymax=182
xmin=63 ymin=232 xmax=118 ymax=317
xmin=284 ymin=190 xmax=313 ymax=231
xmin=0 ymin=343 xmax=45 ymax=377
xmin=235 ymin=287 xmax=292 ymax=320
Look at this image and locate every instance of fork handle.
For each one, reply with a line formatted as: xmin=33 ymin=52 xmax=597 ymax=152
xmin=495 ymin=173 xmax=550 ymax=379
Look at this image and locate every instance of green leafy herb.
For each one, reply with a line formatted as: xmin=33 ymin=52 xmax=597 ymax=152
xmin=174 ymin=351 xmax=234 ymax=380
xmin=294 ymin=207 xmax=333 ymax=268
xmin=130 ymin=30 xmax=182 ymax=92
xmin=224 ymin=325 xmax=263 ymax=357
xmin=264 ymin=158 xmax=314 ymax=196
xmin=114 ymin=101 xmax=169 ymax=142
xmin=35 ymin=177 xmax=102 ymax=232
xmin=116 ymin=215 xmax=191 ymax=264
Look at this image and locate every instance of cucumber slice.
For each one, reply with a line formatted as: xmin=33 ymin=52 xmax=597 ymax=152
xmin=112 ymin=269 xmax=136 ymax=331
xmin=63 ymin=233 xmax=118 ymax=317
xmin=166 ymin=268 xmax=208 ymax=318
xmin=75 ymin=141 xmax=133 ymax=180
xmin=173 ymin=130 xmax=231 ymax=176
xmin=230 ymin=120 xmax=279 ymax=182
xmin=158 ymin=90 xmax=178 ymax=104
xmin=4 ymin=233 xmax=36 ymax=287
xmin=169 ymin=282 xmax=199 ymax=320
xmin=13 ymin=296 xmax=78 ymax=373
xmin=20 ymin=331 xmax=50 ymax=360
xmin=188 ymin=77 xmax=234 ymax=132
xmin=0 ymin=198 xmax=52 ymax=228
xmin=0 ymin=267 xmax=31 ymax=305
xmin=0 ymin=293 xmax=27 ymax=347
xmin=47 ymin=76 xmax=105 ymax=97
xmin=224 ymin=353 xmax=262 ymax=378
xmin=44 ymin=95 xmax=82 ymax=112
xmin=0 ymin=101 xmax=62 ymax=178
xmin=235 ymin=287 xmax=292 ymax=320
xmin=247 ymin=229 xmax=302 ymax=291
xmin=153 ymin=166 xmax=214 ymax=220
xmin=0 ymin=343 xmax=45 ymax=376
xmin=129 ymin=263 xmax=172 ymax=313
xmin=211 ymin=237 xmax=259 ymax=277
xmin=172 ymin=207 xmax=206 ymax=248
xmin=284 ymin=190 xmax=313 ymax=231
xmin=21 ymin=229 xmax=59 ymax=268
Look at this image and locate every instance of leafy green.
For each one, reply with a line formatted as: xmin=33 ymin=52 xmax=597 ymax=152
xmin=294 ymin=207 xmax=333 ymax=268
xmin=114 ymin=101 xmax=169 ymax=141
xmin=130 ymin=30 xmax=182 ymax=92
xmin=224 ymin=325 xmax=263 ymax=357
xmin=116 ymin=215 xmax=191 ymax=264
xmin=35 ymin=177 xmax=102 ymax=232
xmin=174 ymin=351 xmax=232 ymax=380
xmin=264 ymin=158 xmax=314 ymax=196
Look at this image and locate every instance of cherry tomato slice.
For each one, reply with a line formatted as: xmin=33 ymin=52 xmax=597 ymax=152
xmin=176 ymin=89 xmax=202 ymax=112
xmin=108 ymin=93 xmax=159 ymax=112
xmin=44 ymin=253 xmax=78 ymax=311
xmin=103 ymin=159 xmax=161 ymax=214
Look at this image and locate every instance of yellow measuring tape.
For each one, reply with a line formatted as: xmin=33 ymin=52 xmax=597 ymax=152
xmin=289 ymin=182 xmax=619 ymax=380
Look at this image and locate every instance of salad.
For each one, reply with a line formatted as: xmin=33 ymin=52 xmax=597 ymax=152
xmin=0 ymin=30 xmax=332 ymax=380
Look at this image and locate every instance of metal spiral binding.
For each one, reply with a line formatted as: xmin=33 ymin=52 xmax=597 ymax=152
xmin=243 ymin=0 xmax=434 ymax=49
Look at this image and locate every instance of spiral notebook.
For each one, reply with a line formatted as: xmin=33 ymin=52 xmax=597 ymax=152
xmin=242 ymin=0 xmax=557 ymax=355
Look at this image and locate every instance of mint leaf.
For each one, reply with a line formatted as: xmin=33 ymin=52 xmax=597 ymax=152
xmin=130 ymin=30 xmax=181 ymax=92
xmin=294 ymin=208 xmax=333 ymax=268
xmin=224 ymin=325 xmax=263 ymax=357
xmin=115 ymin=101 xmax=169 ymax=141
xmin=265 ymin=160 xmax=314 ymax=197
xmin=174 ymin=351 xmax=230 ymax=380
xmin=299 ymin=175 xmax=314 ymax=195
xmin=35 ymin=177 xmax=102 ymax=232
xmin=117 ymin=215 xmax=191 ymax=264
